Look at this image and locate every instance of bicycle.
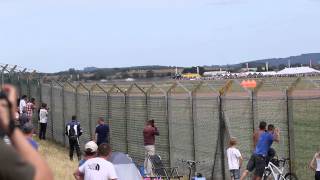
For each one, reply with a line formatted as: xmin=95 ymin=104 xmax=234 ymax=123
xmin=178 ymin=159 xmax=205 ymax=180
xmin=262 ymin=157 xmax=298 ymax=180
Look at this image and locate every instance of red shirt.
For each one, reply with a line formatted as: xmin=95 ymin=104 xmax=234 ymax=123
xmin=143 ymin=126 xmax=159 ymax=146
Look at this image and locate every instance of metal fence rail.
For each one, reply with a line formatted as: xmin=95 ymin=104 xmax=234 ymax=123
xmin=4 ymin=72 xmax=320 ymax=180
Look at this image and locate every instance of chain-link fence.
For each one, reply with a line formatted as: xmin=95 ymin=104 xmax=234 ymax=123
xmin=4 ymin=74 xmax=320 ymax=180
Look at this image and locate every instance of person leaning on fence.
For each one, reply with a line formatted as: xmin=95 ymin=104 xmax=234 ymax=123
xmin=74 ymin=143 xmax=118 ymax=180
xmin=240 ymin=124 xmax=280 ymax=180
xmin=227 ymin=137 xmax=243 ymax=180
xmin=39 ymin=103 xmax=48 ymax=140
xmin=0 ymin=84 xmax=53 ymax=180
xmin=309 ymin=149 xmax=320 ymax=180
xmin=26 ymin=97 xmax=36 ymax=122
xmin=19 ymin=95 xmax=27 ymax=114
xmin=65 ymin=115 xmax=83 ymax=161
xmin=143 ymin=119 xmax=159 ymax=177
xmin=95 ymin=117 xmax=110 ymax=146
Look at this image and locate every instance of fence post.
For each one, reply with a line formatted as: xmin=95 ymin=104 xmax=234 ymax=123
xmin=286 ymin=90 xmax=295 ymax=174
xmin=218 ymin=94 xmax=226 ymax=180
xmin=50 ymin=82 xmax=54 ymax=140
xmin=124 ymin=90 xmax=129 ymax=154
xmin=62 ymin=84 xmax=66 ymax=146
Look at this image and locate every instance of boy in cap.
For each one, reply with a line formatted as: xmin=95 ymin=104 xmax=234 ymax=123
xmin=79 ymin=141 xmax=98 ymax=167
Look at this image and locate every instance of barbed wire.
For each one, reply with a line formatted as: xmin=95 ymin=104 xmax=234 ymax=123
xmin=0 ymin=62 xmax=37 ymax=73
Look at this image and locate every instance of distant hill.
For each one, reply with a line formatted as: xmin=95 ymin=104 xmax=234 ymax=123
xmin=49 ymin=53 xmax=320 ymax=81
xmin=240 ymin=53 xmax=320 ymax=68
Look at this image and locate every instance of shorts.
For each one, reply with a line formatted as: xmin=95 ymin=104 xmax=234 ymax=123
xmin=230 ymin=169 xmax=240 ymax=180
xmin=316 ymin=171 xmax=320 ymax=180
xmin=246 ymin=154 xmax=266 ymax=177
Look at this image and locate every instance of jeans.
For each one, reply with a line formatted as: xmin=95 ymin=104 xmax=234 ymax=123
xmin=39 ymin=123 xmax=47 ymax=140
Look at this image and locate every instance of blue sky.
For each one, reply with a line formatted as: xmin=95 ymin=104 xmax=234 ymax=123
xmin=0 ymin=0 xmax=319 ymax=72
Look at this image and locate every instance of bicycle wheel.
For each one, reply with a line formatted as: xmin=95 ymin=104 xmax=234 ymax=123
xmin=284 ymin=173 xmax=298 ymax=180
xmin=263 ymin=169 xmax=272 ymax=180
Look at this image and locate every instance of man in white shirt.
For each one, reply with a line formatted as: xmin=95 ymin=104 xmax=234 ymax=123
xmin=74 ymin=143 xmax=118 ymax=180
xmin=19 ymin=95 xmax=27 ymax=114
xmin=39 ymin=103 xmax=48 ymax=140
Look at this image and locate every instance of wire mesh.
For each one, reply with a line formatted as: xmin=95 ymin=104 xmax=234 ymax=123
xmin=108 ymin=94 xmax=127 ymax=153
xmin=52 ymin=86 xmax=64 ymax=144
xmin=168 ymin=94 xmax=194 ymax=175
xmin=12 ymin=76 xmax=320 ymax=180
xmin=127 ymin=94 xmax=147 ymax=165
xmin=76 ymin=92 xmax=91 ymax=149
xmin=64 ymin=89 xmax=76 ymax=147
xmin=90 ymin=93 xmax=108 ymax=140
xmin=291 ymin=97 xmax=320 ymax=179
xmin=147 ymin=95 xmax=170 ymax=167
xmin=193 ymin=95 xmax=220 ymax=179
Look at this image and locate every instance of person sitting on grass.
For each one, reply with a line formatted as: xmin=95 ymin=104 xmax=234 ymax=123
xmin=227 ymin=137 xmax=243 ymax=180
xmin=79 ymin=141 xmax=98 ymax=167
xmin=74 ymin=143 xmax=118 ymax=180
xmin=22 ymin=122 xmax=38 ymax=150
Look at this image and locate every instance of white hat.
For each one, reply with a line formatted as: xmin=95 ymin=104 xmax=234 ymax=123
xmin=85 ymin=141 xmax=98 ymax=153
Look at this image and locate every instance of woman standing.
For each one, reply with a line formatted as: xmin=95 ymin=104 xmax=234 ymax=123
xmin=310 ymin=150 xmax=320 ymax=180
xmin=39 ymin=103 xmax=48 ymax=140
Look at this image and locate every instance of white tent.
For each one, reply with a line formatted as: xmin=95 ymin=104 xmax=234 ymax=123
xmin=277 ymin=67 xmax=320 ymax=75
xmin=108 ymin=152 xmax=142 ymax=180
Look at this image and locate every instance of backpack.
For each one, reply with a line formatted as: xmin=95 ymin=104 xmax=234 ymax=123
xmin=68 ymin=123 xmax=77 ymax=139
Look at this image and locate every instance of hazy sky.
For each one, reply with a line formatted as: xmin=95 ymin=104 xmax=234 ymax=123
xmin=1 ymin=0 xmax=320 ymax=72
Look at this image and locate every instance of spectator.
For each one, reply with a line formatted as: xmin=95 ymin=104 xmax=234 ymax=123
xmin=143 ymin=119 xmax=159 ymax=177
xmin=253 ymin=121 xmax=267 ymax=149
xmin=227 ymin=137 xmax=243 ymax=180
xmin=241 ymin=121 xmax=267 ymax=178
xmin=26 ymin=98 xmax=36 ymax=122
xmin=19 ymin=95 xmax=27 ymax=114
xmin=79 ymin=141 xmax=98 ymax=167
xmin=74 ymin=143 xmax=118 ymax=180
xmin=0 ymin=84 xmax=53 ymax=180
xmin=65 ymin=115 xmax=82 ymax=161
xmin=19 ymin=109 xmax=29 ymax=127
xmin=95 ymin=117 xmax=110 ymax=146
xmin=22 ymin=122 xmax=38 ymax=150
xmin=309 ymin=150 xmax=320 ymax=180
xmin=240 ymin=124 xmax=280 ymax=180
xmin=39 ymin=103 xmax=48 ymax=140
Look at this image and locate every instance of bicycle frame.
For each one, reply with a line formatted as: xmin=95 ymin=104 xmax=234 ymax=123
xmin=266 ymin=162 xmax=286 ymax=180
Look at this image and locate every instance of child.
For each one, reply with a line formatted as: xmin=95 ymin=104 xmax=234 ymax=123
xmin=227 ymin=137 xmax=243 ymax=180
xmin=309 ymin=149 xmax=320 ymax=180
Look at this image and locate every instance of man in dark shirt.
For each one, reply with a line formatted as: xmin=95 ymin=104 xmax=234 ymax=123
xmin=95 ymin=117 xmax=110 ymax=146
xmin=65 ymin=115 xmax=83 ymax=161
xmin=143 ymin=119 xmax=159 ymax=177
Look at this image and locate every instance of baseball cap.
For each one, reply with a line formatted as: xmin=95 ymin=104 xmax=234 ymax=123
xmin=85 ymin=141 xmax=98 ymax=153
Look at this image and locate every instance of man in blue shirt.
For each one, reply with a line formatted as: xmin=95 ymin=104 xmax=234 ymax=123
xmin=240 ymin=124 xmax=280 ymax=180
xmin=95 ymin=117 xmax=110 ymax=146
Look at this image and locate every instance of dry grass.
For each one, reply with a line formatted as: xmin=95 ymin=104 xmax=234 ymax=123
xmin=37 ymin=138 xmax=78 ymax=180
xmin=36 ymin=138 xmax=188 ymax=180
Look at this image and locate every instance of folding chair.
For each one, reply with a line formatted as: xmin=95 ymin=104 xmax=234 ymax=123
xmin=148 ymin=154 xmax=183 ymax=180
